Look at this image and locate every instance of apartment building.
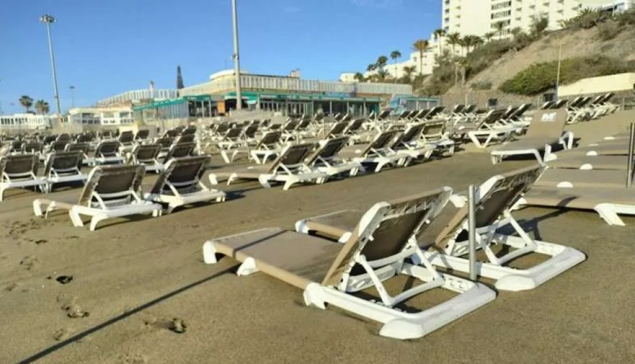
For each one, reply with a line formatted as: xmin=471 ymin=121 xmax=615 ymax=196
xmin=443 ymin=0 xmax=629 ymax=39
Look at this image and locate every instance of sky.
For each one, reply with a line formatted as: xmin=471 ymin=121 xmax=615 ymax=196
xmin=0 ymin=0 xmax=441 ymax=114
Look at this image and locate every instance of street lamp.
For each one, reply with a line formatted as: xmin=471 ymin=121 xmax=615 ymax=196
xmin=231 ymin=0 xmax=243 ymax=111
xmin=0 ymin=79 xmax=3 ymax=115
xmin=40 ymin=14 xmax=63 ymax=126
xmin=69 ymin=85 xmax=75 ymax=108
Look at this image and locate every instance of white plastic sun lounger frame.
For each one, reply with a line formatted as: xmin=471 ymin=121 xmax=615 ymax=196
xmin=425 ymin=169 xmax=585 ymax=291
xmin=144 ymin=157 xmax=226 ymax=213
xmin=310 ymin=138 xmax=364 ymax=178
xmin=467 ymin=125 xmax=518 ymax=148
xmin=203 ymin=188 xmax=495 ymax=340
xmin=256 ymin=160 xmax=328 ymax=190
xmin=33 ymin=166 xmax=162 ymax=231
xmin=0 ymin=155 xmax=47 ymax=201
xmin=490 ymin=131 xmax=574 ymax=165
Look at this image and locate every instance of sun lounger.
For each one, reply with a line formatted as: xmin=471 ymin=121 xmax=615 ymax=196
xmin=87 ymin=140 xmax=124 ymax=166
xmin=204 ymin=188 xmax=495 ymax=340
xmin=144 ymin=155 xmax=225 ymax=213
xmin=0 ymin=154 xmax=46 ymax=201
xmin=221 ymin=131 xmax=282 ymax=164
xmin=304 ymin=137 xmax=363 ymax=178
xmin=389 ymin=123 xmax=432 ymax=165
xmin=129 ymin=144 xmax=163 ymax=173
xmin=426 ymin=165 xmax=585 ymax=291
xmin=491 ymin=109 xmax=572 ymax=165
xmin=461 ymin=109 xmax=517 ymax=148
xmin=163 ymin=142 xmax=195 ymax=162
xmin=209 ymin=143 xmax=328 ymax=190
xmin=338 ymin=130 xmax=408 ymax=173
xmin=545 ymin=142 xmax=629 ymax=161
xmin=515 ymin=186 xmax=635 ymax=226
xmin=33 ymin=165 xmax=162 ymax=231
xmin=534 ymin=168 xmax=632 ymax=189
xmin=42 ymin=151 xmax=87 ymax=193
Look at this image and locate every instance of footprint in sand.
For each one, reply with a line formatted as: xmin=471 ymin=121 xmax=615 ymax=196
xmin=143 ymin=317 xmax=188 ymax=334
xmin=52 ymin=327 xmax=72 ymax=341
xmin=4 ymin=283 xmax=18 ymax=292
xmin=117 ymin=353 xmax=147 ymax=364
xmin=57 ymin=295 xmax=90 ymax=318
xmin=20 ymin=256 xmax=39 ymax=270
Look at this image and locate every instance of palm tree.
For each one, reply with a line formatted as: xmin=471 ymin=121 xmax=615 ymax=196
xmin=484 ymin=31 xmax=496 ymax=42
xmin=402 ymin=66 xmax=416 ymax=82
xmin=433 ymin=28 xmax=446 ymax=54
xmin=376 ymin=55 xmax=388 ymax=70
xmin=412 ymin=39 xmax=429 ymax=76
xmin=461 ymin=35 xmax=482 ymax=56
xmin=511 ymin=27 xmax=523 ymax=39
xmin=35 ymin=100 xmax=50 ymax=114
xmin=376 ymin=68 xmax=389 ymax=82
xmin=493 ymin=21 xmax=507 ymax=40
xmin=389 ymin=51 xmax=402 ymax=82
xmin=445 ymin=32 xmax=461 ymax=56
xmin=19 ymin=95 xmax=33 ymax=113
xmin=366 ymin=63 xmax=376 ymax=73
xmin=353 ymin=72 xmax=365 ymax=82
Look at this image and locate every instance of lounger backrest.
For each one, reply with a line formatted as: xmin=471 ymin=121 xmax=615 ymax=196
xmin=78 ymin=164 xmax=145 ymax=207
xmin=168 ymin=142 xmax=195 ymax=159
xmin=135 ymin=129 xmax=150 ymax=140
xmin=76 ymin=134 xmax=93 ymax=143
xmin=243 ymin=124 xmax=260 ymax=139
xmin=434 ymin=165 xmax=543 ymax=249
xmin=321 ymin=187 xmax=453 ymax=286
xmin=366 ymin=130 xmax=399 ymax=152
xmin=452 ymin=104 xmax=464 ymax=113
xmin=43 ymin=135 xmax=57 ymax=145
xmin=427 ymin=106 xmax=444 ymax=118
xmin=501 ymin=106 xmax=518 ymax=119
xmin=603 ymin=92 xmax=615 ymax=103
xmin=256 ymin=131 xmax=282 ymax=148
xmin=480 ymin=109 xmax=506 ymax=126
xmin=22 ymin=142 xmax=43 ymax=154
xmin=540 ymin=101 xmax=554 ymax=109
xmin=514 ymin=103 xmax=532 ymax=118
xmin=44 ymin=151 xmax=82 ymax=177
xmin=0 ymin=154 xmax=39 ymax=177
xmin=421 ymin=121 xmax=446 ymax=140
xmin=134 ymin=144 xmax=162 ymax=161
xmin=463 ymin=104 xmax=476 ymax=114
xmin=327 ymin=121 xmax=348 ymax=137
xmin=215 ymin=123 xmax=229 ymax=134
xmin=51 ymin=141 xmax=68 ymax=152
xmin=176 ymin=134 xmax=195 ymax=144
xmin=157 ymin=137 xmax=174 ymax=149
xmin=265 ymin=143 xmax=316 ymax=173
xmin=224 ymin=127 xmax=243 ymax=140
xmin=397 ymin=123 xmax=425 ymax=144
xmin=282 ymin=120 xmax=299 ymax=132
xmin=149 ymin=155 xmax=209 ymax=195
xmin=568 ymin=97 xmax=582 ymax=108
xmin=119 ymin=131 xmax=134 ymax=144
xmin=65 ymin=142 xmax=89 ymax=154
xmin=524 ymin=109 xmax=568 ymax=138
xmin=378 ymin=110 xmax=390 ymax=120
xmin=344 ymin=118 xmax=365 ymax=134
xmin=305 ymin=136 xmax=349 ymax=165
xmin=182 ymin=126 xmax=197 ymax=136
xmin=589 ymin=95 xmax=604 ymax=106
xmin=95 ymin=140 xmax=121 ymax=157
xmin=57 ymin=133 xmax=71 ymax=143
xmin=553 ymin=100 xmax=567 ymax=109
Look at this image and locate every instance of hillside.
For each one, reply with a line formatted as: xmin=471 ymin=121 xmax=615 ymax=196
xmin=424 ymin=11 xmax=635 ymax=103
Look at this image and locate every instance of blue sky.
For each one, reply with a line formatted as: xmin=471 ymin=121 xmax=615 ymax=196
xmin=0 ymin=0 xmax=440 ymax=114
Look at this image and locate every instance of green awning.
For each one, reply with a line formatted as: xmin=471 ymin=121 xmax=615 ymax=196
xmin=133 ymin=98 xmax=187 ymax=111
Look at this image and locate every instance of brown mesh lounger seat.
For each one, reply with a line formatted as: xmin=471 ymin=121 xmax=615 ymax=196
xmin=491 ymin=109 xmax=572 ymax=165
xmin=33 ymin=164 xmax=162 ymax=231
xmin=203 ymin=188 xmax=494 ymax=340
xmin=0 ymin=154 xmax=46 ymax=201
xmin=516 ymin=186 xmax=635 ymax=226
xmin=208 ymin=143 xmax=328 ymax=190
xmin=535 ymin=168 xmax=633 ymax=189
xmin=545 ymin=143 xmax=630 ymax=161
xmin=546 ymin=155 xmax=629 ymax=170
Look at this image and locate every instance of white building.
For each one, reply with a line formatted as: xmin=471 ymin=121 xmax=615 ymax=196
xmin=443 ymin=0 xmax=632 ymax=39
xmin=0 ymin=113 xmax=52 ymax=130
xmin=67 ymin=107 xmax=135 ymax=126
xmin=96 ymin=89 xmax=178 ymax=107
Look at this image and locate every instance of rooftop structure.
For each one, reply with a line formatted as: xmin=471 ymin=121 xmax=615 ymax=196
xmin=0 ymin=113 xmax=52 ymax=131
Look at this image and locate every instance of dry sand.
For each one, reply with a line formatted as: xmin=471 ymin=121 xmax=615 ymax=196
xmin=2 ymin=111 xmax=635 ymax=364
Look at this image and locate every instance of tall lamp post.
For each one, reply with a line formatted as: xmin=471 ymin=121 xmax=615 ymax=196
xmin=231 ymin=0 xmax=243 ymax=111
xmin=40 ymin=14 xmax=63 ymax=127
xmin=69 ymin=85 xmax=75 ymax=108
xmin=0 ymin=79 xmax=3 ymax=115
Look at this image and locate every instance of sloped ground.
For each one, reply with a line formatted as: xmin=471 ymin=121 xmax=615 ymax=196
xmin=446 ymin=26 xmax=635 ymax=94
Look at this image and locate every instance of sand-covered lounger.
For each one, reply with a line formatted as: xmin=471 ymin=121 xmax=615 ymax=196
xmin=33 ymin=165 xmax=162 ymax=231
xmin=546 ymin=155 xmax=628 ymax=170
xmin=144 ymin=155 xmax=225 ymax=213
xmin=304 ymin=136 xmax=363 ymax=178
xmin=209 ymin=143 xmax=328 ymax=190
xmin=491 ymin=109 xmax=572 ymax=165
xmin=42 ymin=151 xmax=87 ymax=193
xmin=129 ymin=144 xmax=163 ymax=173
xmin=0 ymin=154 xmax=46 ymax=201
xmin=534 ymin=168 xmax=632 ymax=189
xmin=297 ymin=165 xmax=586 ymax=291
xmin=203 ymin=188 xmax=495 ymax=340
xmin=516 ymin=186 xmax=635 ymax=226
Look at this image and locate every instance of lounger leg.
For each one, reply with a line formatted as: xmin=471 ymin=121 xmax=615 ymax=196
xmin=68 ymin=209 xmax=85 ymax=228
xmin=595 ymin=203 xmax=626 ymax=226
xmin=32 ymin=200 xmax=45 ymax=217
xmin=208 ymin=174 xmax=219 ymax=185
xmin=220 ymin=150 xmax=231 ymax=164
xmin=236 ymin=257 xmax=259 ymax=276
xmin=90 ymin=215 xmax=109 ymax=231
xmin=0 ymin=187 xmax=5 ymax=202
xmin=258 ymin=175 xmax=272 ymax=189
xmin=303 ymin=283 xmax=327 ymax=309
xmin=202 ymin=241 xmax=219 ymax=264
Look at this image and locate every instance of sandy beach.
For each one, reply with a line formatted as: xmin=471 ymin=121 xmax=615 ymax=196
xmin=2 ymin=111 xmax=635 ymax=364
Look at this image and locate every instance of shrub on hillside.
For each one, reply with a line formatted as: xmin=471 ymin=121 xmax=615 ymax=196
xmin=597 ymin=21 xmax=622 ymax=41
xmin=470 ymin=81 xmax=492 ymax=90
xmin=499 ymin=56 xmax=635 ymax=95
